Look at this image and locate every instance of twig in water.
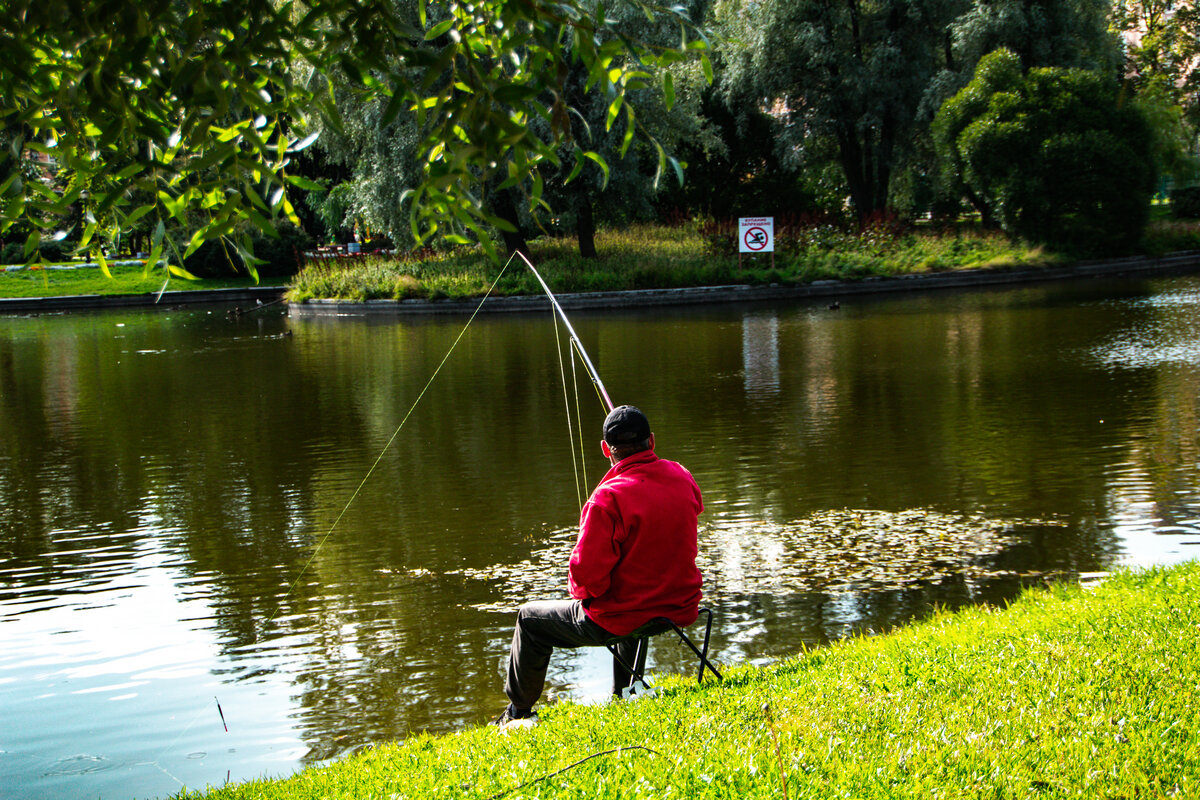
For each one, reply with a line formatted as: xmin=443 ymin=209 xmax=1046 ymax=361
xmin=485 ymin=745 xmax=661 ymax=800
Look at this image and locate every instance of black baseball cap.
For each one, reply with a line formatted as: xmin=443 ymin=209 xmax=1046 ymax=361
xmin=603 ymin=405 xmax=651 ymax=445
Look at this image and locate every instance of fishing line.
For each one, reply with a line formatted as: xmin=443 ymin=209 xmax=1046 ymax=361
xmin=267 ymin=254 xmax=515 ymax=623
xmin=569 ymin=339 xmax=587 ymax=503
xmin=158 ymin=258 xmax=515 ymax=790
xmin=168 ymin=250 xmax=609 ymax=779
xmin=551 ymin=305 xmax=585 ymax=509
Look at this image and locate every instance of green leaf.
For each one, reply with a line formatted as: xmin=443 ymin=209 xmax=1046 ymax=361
xmin=289 ymin=132 xmax=320 ymax=152
xmin=168 ymin=262 xmax=199 ymax=280
xmin=285 ymin=174 xmax=325 ymax=192
xmin=381 ymin=88 xmax=408 ymax=127
xmin=115 ymin=163 xmax=144 ymax=180
xmin=663 ymin=72 xmax=675 ymax=110
xmin=606 ymin=95 xmax=623 ymax=131
xmin=584 ymin=151 xmax=610 ymax=190
xmin=426 ymin=19 xmax=455 ymax=40
xmin=619 ymin=105 xmax=635 ymax=157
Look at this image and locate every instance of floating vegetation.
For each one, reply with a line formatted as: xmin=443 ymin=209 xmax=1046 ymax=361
xmin=699 ymin=509 xmax=1065 ymax=596
xmin=449 ymin=508 xmax=1067 ymax=614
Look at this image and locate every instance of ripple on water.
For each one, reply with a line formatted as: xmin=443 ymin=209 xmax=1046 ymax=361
xmin=41 ymin=754 xmax=112 ymax=777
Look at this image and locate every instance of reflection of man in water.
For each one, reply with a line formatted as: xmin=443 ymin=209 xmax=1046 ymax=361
xmin=494 ymin=405 xmax=704 ymax=729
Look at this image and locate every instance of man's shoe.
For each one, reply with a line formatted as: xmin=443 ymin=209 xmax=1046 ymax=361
xmin=492 ymin=704 xmax=538 ymax=732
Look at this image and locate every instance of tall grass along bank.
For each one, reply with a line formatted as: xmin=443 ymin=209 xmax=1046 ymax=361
xmin=285 ymin=223 xmax=1051 ymax=304
xmin=177 ymin=561 xmax=1200 ymax=800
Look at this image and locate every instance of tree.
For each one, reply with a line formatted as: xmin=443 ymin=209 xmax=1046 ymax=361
xmin=935 ymin=49 xmax=1156 ymax=255
xmin=536 ymin=4 xmax=720 ymax=256
xmin=1112 ymin=0 xmax=1200 ymax=101
xmin=720 ymin=0 xmax=966 ymax=220
xmin=305 ymin=84 xmax=422 ymax=248
xmin=0 ymin=0 xmax=711 ymax=272
xmin=948 ymin=0 xmax=1119 ymax=73
xmin=1110 ymin=0 xmax=1200 ymax=185
xmin=917 ymin=0 xmax=1122 ymax=220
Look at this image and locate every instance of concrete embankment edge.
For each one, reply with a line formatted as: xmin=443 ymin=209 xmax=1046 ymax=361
xmin=287 ymin=251 xmax=1200 ymax=318
xmin=0 ymin=285 xmax=287 ymax=314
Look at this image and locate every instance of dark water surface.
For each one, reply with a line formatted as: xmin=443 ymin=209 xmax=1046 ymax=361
xmin=2 ymin=276 xmax=1199 ymax=799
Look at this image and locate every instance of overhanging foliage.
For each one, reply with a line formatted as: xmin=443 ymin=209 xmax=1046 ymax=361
xmin=0 ymin=0 xmax=711 ymax=271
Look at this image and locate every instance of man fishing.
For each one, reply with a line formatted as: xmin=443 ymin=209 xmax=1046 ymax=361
xmin=495 ymin=404 xmax=704 ymax=730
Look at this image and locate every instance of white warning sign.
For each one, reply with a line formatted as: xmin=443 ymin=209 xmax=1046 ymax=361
xmin=739 ymin=217 xmax=774 ymax=253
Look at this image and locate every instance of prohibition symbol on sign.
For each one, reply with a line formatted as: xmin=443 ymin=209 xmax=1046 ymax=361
xmin=738 ymin=217 xmax=774 ymax=254
xmin=743 ymin=227 xmax=769 ymax=251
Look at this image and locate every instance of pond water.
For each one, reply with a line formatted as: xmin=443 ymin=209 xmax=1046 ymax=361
xmin=2 ymin=274 xmax=1199 ymax=799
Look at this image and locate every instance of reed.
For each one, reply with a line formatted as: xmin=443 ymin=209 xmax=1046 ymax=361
xmin=175 ymin=561 xmax=1200 ymax=800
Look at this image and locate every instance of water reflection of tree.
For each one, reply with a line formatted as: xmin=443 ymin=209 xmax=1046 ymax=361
xmin=1111 ymin=365 xmax=1200 ymax=529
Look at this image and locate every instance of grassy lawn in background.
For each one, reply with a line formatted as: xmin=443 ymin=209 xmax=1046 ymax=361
xmin=177 ymin=561 xmax=1200 ymax=800
xmin=0 ymin=259 xmax=272 ymax=299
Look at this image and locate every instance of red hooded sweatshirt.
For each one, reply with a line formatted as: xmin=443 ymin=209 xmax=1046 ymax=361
xmin=568 ymin=449 xmax=703 ymax=636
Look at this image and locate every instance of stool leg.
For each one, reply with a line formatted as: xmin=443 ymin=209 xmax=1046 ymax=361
xmin=698 ymin=608 xmax=715 ymax=683
xmin=659 ymin=612 xmax=723 ymax=683
xmin=607 ymin=637 xmax=652 ymax=696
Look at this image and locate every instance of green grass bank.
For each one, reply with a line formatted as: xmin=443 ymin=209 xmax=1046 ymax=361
xmin=177 ymin=560 xmax=1200 ymax=800
xmin=0 ymin=259 xmax=266 ymax=299
xmin=7 ymin=217 xmax=1200 ymax=304
xmin=284 ymin=216 xmax=1200 ymax=304
xmin=285 ymin=223 xmax=1059 ymax=304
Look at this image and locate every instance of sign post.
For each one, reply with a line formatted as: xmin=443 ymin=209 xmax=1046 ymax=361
xmin=738 ymin=216 xmax=774 ymax=269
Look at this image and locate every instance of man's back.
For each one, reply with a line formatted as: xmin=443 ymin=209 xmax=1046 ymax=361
xmin=569 ymin=449 xmax=703 ymax=636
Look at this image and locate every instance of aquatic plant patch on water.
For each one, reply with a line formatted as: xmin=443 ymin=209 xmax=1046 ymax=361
xmin=445 ymin=509 xmax=1065 ymax=613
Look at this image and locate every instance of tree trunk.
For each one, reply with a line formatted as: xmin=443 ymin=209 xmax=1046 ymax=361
xmin=492 ymin=189 xmax=530 ymax=257
xmin=964 ymin=185 xmax=997 ymax=228
xmin=576 ymin=192 xmax=597 ymax=258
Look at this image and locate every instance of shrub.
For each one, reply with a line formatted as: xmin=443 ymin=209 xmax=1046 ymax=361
xmin=183 ymin=223 xmax=315 ymax=279
xmin=1171 ymin=186 xmax=1200 ymax=219
xmin=1 ymin=242 xmax=24 ymax=265
xmin=0 ymin=239 xmax=75 ymax=264
xmin=936 ymin=49 xmax=1156 ymax=256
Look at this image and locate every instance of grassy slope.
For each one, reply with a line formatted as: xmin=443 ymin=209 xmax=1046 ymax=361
xmin=0 ymin=261 xmax=268 ymax=298
xmin=178 ymin=561 xmax=1200 ymax=800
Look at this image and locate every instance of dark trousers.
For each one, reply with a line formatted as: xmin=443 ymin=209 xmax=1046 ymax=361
xmin=504 ymin=599 xmax=648 ymax=710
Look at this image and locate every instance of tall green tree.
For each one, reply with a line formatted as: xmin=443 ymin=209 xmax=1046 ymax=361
xmin=535 ymin=4 xmax=720 ymax=256
xmin=920 ymin=0 xmax=1121 ymax=220
xmin=721 ymin=0 xmax=965 ymax=219
xmin=948 ymin=0 xmax=1119 ymax=73
xmin=934 ymin=49 xmax=1156 ymax=255
xmin=0 ymin=0 xmax=711 ymax=270
xmin=1110 ymin=0 xmax=1200 ymax=185
xmin=1111 ymin=0 xmax=1200 ymax=99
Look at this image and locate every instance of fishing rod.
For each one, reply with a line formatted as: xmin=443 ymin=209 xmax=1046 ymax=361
xmin=516 ymin=250 xmax=614 ymax=413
